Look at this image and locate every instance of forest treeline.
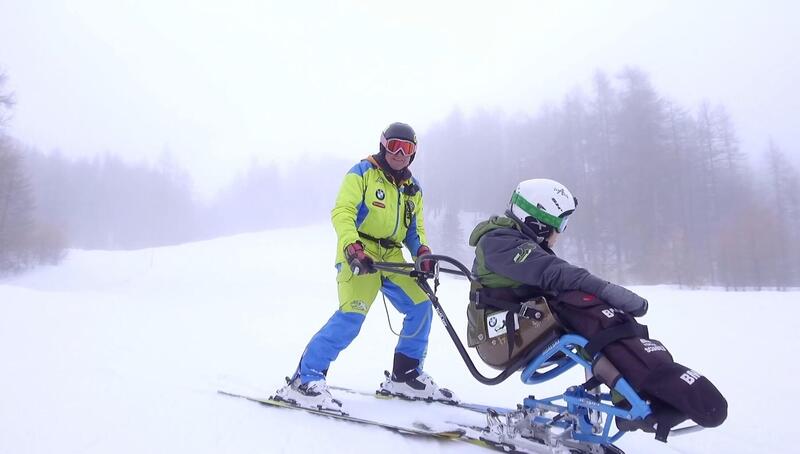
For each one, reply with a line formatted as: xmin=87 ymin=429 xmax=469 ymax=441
xmin=1 ymin=68 xmax=798 ymax=287
xmin=417 ymin=68 xmax=799 ymax=288
xmin=1 ymin=144 xmax=348 ymax=260
xmin=0 ymin=69 xmax=349 ymax=273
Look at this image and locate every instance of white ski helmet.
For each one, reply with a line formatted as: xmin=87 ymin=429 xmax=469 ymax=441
xmin=508 ymin=178 xmax=577 ymax=235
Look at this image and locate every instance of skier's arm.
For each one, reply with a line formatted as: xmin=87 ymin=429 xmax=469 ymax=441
xmin=480 ymin=236 xmax=607 ymax=294
xmin=331 ymin=167 xmax=366 ymax=250
xmin=480 ymin=235 xmax=647 ymax=315
xmin=598 ymin=284 xmax=649 ymax=316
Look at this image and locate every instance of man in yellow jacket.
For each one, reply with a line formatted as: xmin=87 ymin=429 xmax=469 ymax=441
xmin=275 ymin=122 xmax=457 ymax=412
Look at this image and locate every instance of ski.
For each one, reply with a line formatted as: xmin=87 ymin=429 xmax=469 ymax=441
xmin=327 ymin=386 xmax=625 ymax=454
xmin=218 ymin=390 xmax=466 ymax=438
xmin=329 ymin=384 xmax=516 ymax=416
xmin=444 ymin=420 xmax=625 ymax=454
xmin=218 ymin=389 xmax=553 ymax=453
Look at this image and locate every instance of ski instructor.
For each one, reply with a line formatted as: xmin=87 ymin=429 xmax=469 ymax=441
xmin=276 ymin=122 xmax=458 ymax=413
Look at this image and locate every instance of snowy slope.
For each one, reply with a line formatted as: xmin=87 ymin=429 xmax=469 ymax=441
xmin=0 ymin=224 xmax=795 ymax=454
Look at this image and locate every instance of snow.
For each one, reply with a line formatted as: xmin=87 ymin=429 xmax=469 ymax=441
xmin=0 ymin=223 xmax=795 ymax=453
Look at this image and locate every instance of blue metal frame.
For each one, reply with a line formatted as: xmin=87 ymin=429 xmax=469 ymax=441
xmin=376 ymin=256 xmax=653 ymax=447
xmin=519 ymin=334 xmax=652 ymax=445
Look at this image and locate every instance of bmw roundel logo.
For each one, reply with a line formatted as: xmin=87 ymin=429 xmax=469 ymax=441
xmin=376 ymin=189 xmax=385 ymax=200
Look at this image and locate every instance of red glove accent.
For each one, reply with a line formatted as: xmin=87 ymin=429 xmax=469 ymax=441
xmin=345 ymin=242 xmax=375 ymax=275
xmin=417 ymin=245 xmax=433 ymax=273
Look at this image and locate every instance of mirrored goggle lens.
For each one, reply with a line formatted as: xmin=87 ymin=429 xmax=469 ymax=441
xmin=556 ymin=215 xmax=570 ymax=233
xmin=383 ymin=138 xmax=416 ymax=156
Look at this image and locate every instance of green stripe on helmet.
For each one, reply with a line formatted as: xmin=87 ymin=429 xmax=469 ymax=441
xmin=511 ymin=192 xmax=565 ymax=230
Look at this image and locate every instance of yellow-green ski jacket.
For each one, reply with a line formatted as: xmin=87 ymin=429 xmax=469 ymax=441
xmin=331 ymin=156 xmax=428 ymax=265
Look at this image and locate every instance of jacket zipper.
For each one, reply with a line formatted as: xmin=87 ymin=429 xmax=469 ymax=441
xmin=390 ymin=184 xmax=401 ymax=239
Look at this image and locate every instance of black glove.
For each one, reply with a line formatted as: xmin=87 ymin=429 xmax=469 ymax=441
xmin=344 ymin=241 xmax=376 ymax=275
xmin=599 ymin=283 xmax=648 ymax=317
xmin=417 ymin=245 xmax=434 ymax=273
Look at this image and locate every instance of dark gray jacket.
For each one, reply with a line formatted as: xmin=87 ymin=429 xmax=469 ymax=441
xmin=469 ymin=216 xmax=647 ymax=316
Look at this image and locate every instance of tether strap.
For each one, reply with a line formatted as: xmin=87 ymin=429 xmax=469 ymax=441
xmin=655 ymin=406 xmax=686 ymax=443
xmin=503 ymin=310 xmax=516 ymax=359
xmin=358 ymin=231 xmax=402 ymax=249
xmin=656 ymin=423 xmax=670 ymax=443
xmin=584 ymin=322 xmax=649 ymax=357
xmin=581 ymin=376 xmax=602 ymax=391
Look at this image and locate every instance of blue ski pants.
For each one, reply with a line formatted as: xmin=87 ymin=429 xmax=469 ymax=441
xmin=295 ymin=264 xmax=432 ymax=384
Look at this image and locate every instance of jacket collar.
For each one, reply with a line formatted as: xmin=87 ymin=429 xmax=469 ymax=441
xmin=368 ymin=154 xmax=412 ymax=186
xmin=505 ymin=209 xmax=554 ymax=254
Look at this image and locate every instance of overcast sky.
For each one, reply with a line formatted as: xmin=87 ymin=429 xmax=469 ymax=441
xmin=1 ymin=0 xmax=798 ymax=197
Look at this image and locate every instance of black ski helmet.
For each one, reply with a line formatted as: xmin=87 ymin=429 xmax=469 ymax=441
xmin=379 ymin=122 xmax=418 ymax=162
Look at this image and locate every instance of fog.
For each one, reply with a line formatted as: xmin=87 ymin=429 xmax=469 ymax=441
xmin=2 ymin=1 xmax=798 ymax=189
xmin=1 ymin=1 xmax=799 ymax=286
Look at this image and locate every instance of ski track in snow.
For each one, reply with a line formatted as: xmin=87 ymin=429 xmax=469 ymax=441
xmin=0 ymin=224 xmax=794 ymax=453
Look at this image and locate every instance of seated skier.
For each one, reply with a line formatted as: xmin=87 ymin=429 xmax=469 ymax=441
xmin=467 ymin=178 xmax=727 ymax=437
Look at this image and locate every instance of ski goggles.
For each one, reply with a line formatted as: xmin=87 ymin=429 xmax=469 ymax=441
xmin=381 ymin=136 xmax=416 ymax=156
xmin=557 ymin=215 xmax=571 ymax=233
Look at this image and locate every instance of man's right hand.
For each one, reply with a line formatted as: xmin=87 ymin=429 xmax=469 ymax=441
xmin=345 ymin=242 xmax=376 ymax=275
